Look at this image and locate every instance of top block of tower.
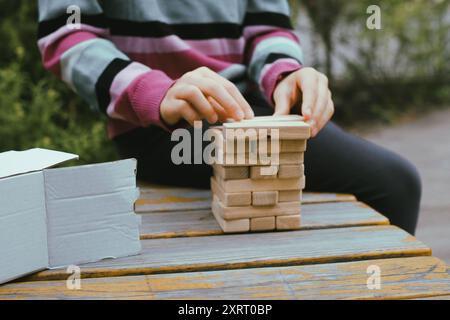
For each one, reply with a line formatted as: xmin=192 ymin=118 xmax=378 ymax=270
xmin=222 ymin=115 xmax=311 ymax=140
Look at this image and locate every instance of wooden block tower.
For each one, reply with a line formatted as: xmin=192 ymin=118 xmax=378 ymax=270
xmin=210 ymin=115 xmax=310 ymax=233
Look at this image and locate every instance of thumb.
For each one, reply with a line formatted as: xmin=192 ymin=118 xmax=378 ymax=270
xmin=273 ymin=84 xmax=291 ymax=116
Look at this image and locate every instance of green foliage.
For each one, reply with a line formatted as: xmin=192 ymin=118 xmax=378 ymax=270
xmin=0 ymin=0 xmax=116 ymax=163
xmin=295 ymin=0 xmax=450 ymax=125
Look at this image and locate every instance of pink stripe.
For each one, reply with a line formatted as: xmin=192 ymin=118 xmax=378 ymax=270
xmin=127 ymin=70 xmax=175 ymax=128
xmin=42 ymin=31 xmax=98 ymax=75
xmin=127 ymin=50 xmax=240 ymax=79
xmin=110 ymin=35 xmax=245 ymax=56
xmin=38 ymin=24 xmax=108 ymax=53
xmin=106 ymin=62 xmax=151 ymax=122
xmin=243 ymin=25 xmax=299 ymax=42
xmin=259 ymin=58 xmax=300 ymax=84
xmin=261 ymin=60 xmax=302 ymax=105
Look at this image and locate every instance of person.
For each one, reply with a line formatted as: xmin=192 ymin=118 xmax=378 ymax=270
xmin=37 ymin=0 xmax=421 ymax=234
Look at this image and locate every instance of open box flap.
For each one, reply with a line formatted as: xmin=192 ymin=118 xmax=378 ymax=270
xmin=0 ymin=148 xmax=79 ymax=179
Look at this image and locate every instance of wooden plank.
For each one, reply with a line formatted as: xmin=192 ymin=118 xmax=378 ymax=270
xmin=138 ymin=201 xmax=389 ymax=239
xmin=24 ymin=226 xmax=430 ymax=281
xmin=135 ymin=182 xmax=357 ymax=213
xmin=302 ymin=192 xmax=356 ymax=204
xmin=135 ymin=187 xmax=211 ymax=213
xmin=4 ymin=257 xmax=448 ymax=300
xmin=413 ymin=295 xmax=450 ymax=300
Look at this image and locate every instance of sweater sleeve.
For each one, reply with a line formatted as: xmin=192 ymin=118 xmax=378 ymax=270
xmin=243 ymin=0 xmax=304 ymax=105
xmin=37 ymin=0 xmax=175 ymax=130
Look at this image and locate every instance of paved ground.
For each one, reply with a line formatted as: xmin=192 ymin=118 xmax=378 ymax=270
xmin=358 ymin=108 xmax=450 ymax=264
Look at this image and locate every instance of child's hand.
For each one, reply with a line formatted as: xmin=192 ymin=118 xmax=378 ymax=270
xmin=160 ymin=67 xmax=254 ymax=126
xmin=273 ymin=67 xmax=334 ymax=137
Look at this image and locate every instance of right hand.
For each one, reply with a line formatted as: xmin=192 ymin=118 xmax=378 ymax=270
xmin=160 ymin=67 xmax=254 ymax=126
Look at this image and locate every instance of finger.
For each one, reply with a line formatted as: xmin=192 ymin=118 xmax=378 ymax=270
xmin=200 ymin=68 xmax=254 ymax=119
xmin=296 ymin=70 xmax=318 ymax=120
xmin=313 ymin=98 xmax=334 ymax=137
xmin=207 ymin=96 xmax=229 ymax=122
xmin=190 ymin=75 xmax=245 ymax=121
xmin=176 ymin=84 xmax=218 ymax=124
xmin=273 ymin=82 xmax=292 ymax=116
xmin=310 ymin=85 xmax=330 ymax=133
xmin=311 ymin=75 xmax=330 ymax=119
xmin=178 ymin=101 xmax=202 ymax=126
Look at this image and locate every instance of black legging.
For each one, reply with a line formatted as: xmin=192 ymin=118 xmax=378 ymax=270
xmin=114 ymin=93 xmax=422 ymax=235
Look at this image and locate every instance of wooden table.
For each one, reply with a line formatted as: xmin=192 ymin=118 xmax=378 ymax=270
xmin=1 ymin=183 xmax=450 ymax=300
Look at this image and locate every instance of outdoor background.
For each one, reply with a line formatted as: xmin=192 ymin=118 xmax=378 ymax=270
xmin=0 ymin=1 xmax=449 ymax=261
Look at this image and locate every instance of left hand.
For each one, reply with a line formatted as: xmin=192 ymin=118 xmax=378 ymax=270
xmin=273 ymin=67 xmax=334 ymax=137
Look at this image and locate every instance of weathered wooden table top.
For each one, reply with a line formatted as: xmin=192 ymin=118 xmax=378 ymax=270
xmin=1 ymin=182 xmax=449 ymax=300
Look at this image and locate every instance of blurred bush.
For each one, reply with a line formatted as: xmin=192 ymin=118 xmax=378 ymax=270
xmin=0 ymin=1 xmax=116 ymax=163
xmin=293 ymin=0 xmax=450 ymax=124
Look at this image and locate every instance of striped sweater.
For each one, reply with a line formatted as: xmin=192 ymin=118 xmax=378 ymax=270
xmin=37 ymin=0 xmax=304 ymax=138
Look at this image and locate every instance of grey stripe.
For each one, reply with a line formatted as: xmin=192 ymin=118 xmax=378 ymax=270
xmin=38 ymin=0 xmax=103 ymax=22
xmin=218 ymin=64 xmax=247 ymax=80
xmin=246 ymin=0 xmax=290 ymax=15
xmin=248 ymin=37 xmax=303 ymax=82
xmin=67 ymin=39 xmax=129 ymax=111
xmin=103 ymin=0 xmax=246 ymax=24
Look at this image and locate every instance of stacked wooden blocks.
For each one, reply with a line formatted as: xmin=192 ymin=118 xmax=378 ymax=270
xmin=210 ymin=115 xmax=311 ymax=233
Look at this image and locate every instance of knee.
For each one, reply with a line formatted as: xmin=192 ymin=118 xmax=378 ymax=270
xmin=382 ymin=156 xmax=422 ymax=204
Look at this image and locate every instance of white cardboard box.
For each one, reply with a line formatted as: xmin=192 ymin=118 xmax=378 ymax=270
xmin=0 ymin=148 xmax=141 ymax=284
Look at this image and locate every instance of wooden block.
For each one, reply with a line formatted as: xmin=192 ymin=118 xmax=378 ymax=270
xmin=250 ymin=216 xmax=276 ymax=231
xmin=252 ymin=191 xmax=278 ymax=207
xmin=278 ymin=152 xmax=304 ymax=165
xmin=213 ymin=195 xmax=300 ymax=219
xmin=218 ymin=152 xmax=304 ymax=166
xmin=280 ymin=140 xmax=307 ymax=153
xmin=223 ymin=121 xmax=310 ymax=140
xmin=276 ymin=214 xmax=301 ymax=230
xmin=213 ymin=164 xmax=249 ymax=180
xmin=239 ymin=115 xmax=304 ymax=122
xmin=220 ymin=177 xmax=305 ymax=193
xmin=211 ymin=199 xmax=250 ymax=233
xmin=211 ymin=177 xmax=251 ymax=207
xmin=279 ymin=190 xmax=302 ymax=202
xmin=216 ymin=139 xmax=306 ymax=155
xmin=278 ymin=164 xmax=304 ymax=179
xmin=250 ymin=166 xmax=278 ymax=179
